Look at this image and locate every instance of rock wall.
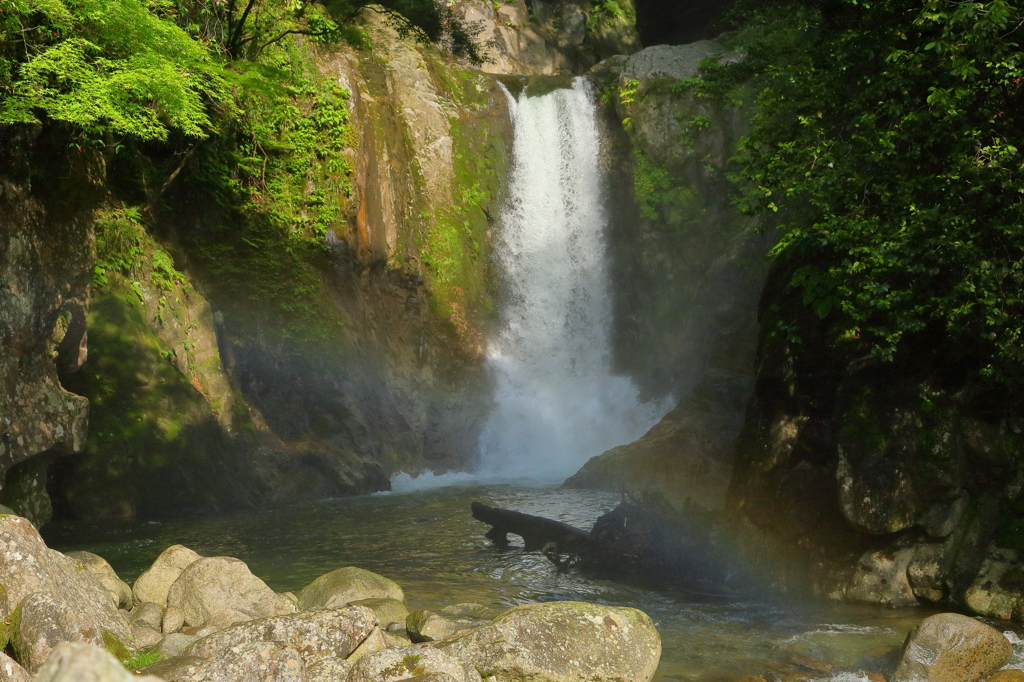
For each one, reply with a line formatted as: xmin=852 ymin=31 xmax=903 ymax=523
xmin=565 ymin=40 xmax=773 ymax=510
xmin=727 ymin=261 xmax=1024 ymax=616
xmin=0 ymin=127 xmax=103 ymax=525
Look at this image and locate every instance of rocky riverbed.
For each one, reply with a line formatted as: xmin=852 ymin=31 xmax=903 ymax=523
xmin=5 ymin=504 xmax=1024 ymax=682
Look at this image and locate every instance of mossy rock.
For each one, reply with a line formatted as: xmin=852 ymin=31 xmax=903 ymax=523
xmin=102 ymin=629 xmax=132 ymax=662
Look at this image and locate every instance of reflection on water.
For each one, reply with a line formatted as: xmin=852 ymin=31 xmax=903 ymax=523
xmin=40 ymin=484 xmax=980 ymax=681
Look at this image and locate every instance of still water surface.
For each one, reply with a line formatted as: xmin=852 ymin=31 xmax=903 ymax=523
xmin=41 ymin=482 xmax=1019 ymax=681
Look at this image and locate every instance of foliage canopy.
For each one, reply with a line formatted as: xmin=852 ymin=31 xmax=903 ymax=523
xmin=706 ymin=0 xmax=1024 ymax=381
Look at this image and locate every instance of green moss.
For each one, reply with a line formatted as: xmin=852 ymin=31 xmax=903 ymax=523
xmin=102 ymin=630 xmax=132 ymax=662
xmin=123 ymin=648 xmax=164 ymax=670
xmin=633 ymin=150 xmax=699 ymax=228
xmin=59 ymin=279 xmax=228 ymax=517
xmin=176 ymin=38 xmax=353 ymax=347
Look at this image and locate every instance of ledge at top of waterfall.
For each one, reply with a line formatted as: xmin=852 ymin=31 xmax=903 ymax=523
xmin=478 ymin=77 xmax=667 ymax=484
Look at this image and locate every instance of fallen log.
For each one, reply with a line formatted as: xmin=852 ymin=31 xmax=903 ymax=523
xmin=470 ymin=501 xmax=590 ymax=554
xmin=471 ymin=497 xmax=752 ymax=596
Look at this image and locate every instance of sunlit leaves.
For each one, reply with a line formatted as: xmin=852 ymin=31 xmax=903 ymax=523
xmin=724 ymin=0 xmax=1024 ymax=378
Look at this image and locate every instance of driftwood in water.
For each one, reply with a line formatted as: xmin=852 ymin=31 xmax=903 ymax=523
xmin=470 ymin=502 xmax=590 ymax=554
xmin=472 ymin=496 xmax=750 ymax=596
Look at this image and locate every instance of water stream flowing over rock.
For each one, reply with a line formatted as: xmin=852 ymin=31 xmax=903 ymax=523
xmin=479 ymin=79 xmax=664 ymax=481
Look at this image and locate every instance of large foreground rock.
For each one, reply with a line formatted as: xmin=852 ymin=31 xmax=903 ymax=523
xmin=892 ymin=613 xmax=1012 ymax=682
xmin=0 ymin=516 xmax=132 ymax=670
xmin=432 ymin=601 xmax=661 ymax=682
xmin=183 ymin=641 xmax=307 ymax=682
xmin=298 ymin=567 xmax=404 ymax=611
xmin=183 ymin=604 xmax=378 ymax=664
xmin=133 ymin=545 xmax=201 ymax=607
xmin=34 ymin=643 xmax=162 ymax=682
xmin=0 ymin=651 xmax=30 ymax=682
xmin=348 ymin=643 xmax=481 ymax=682
xmin=166 ymin=556 xmax=295 ymax=631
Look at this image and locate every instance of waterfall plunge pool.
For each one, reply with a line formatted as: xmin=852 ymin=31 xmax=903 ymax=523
xmin=43 ymin=481 xmax=1012 ymax=682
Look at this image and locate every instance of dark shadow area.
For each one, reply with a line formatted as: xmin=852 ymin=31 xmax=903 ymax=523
xmin=634 ymin=0 xmax=736 ymax=46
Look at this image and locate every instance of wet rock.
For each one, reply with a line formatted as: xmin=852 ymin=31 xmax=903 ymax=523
xmin=351 ymin=597 xmax=409 ymax=628
xmin=131 ymin=625 xmax=162 ymax=650
xmin=407 ymin=610 xmax=477 ymax=643
xmin=298 ymin=566 xmax=404 ymax=611
xmin=130 ymin=601 xmax=164 ymax=631
xmin=987 ymin=671 xmax=1024 ymax=682
xmin=133 ymin=545 xmax=202 ymax=608
xmin=66 ymin=552 xmax=134 ymax=610
xmin=182 ymin=604 xmax=377 ymax=665
xmin=432 ymin=601 xmax=661 ymax=682
xmin=157 ymin=632 xmax=198 ymax=658
xmin=0 ymin=651 xmax=30 ymax=682
xmin=183 ymin=641 xmax=307 ymax=682
xmin=0 ymin=515 xmax=131 ymax=661
xmin=166 ymin=556 xmax=295 ymax=631
xmin=163 ymin=605 xmax=185 ymax=634
xmin=892 ymin=613 xmax=1012 ymax=682
xmin=307 ymin=657 xmax=352 ymax=682
xmin=34 ymin=643 xmax=163 ymax=682
xmin=833 ymin=544 xmax=919 ymax=607
xmin=348 ymin=643 xmax=481 ymax=682
xmin=438 ymin=604 xmax=500 ymax=621
xmin=965 ymin=547 xmax=1024 ymax=620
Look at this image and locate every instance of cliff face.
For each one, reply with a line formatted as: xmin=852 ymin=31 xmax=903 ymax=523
xmin=0 ymin=127 xmax=102 ymax=525
xmin=0 ymin=2 xmax=642 ymax=523
xmin=727 ymin=264 xmax=1024 ymax=615
xmin=565 ymin=40 xmax=774 ymax=510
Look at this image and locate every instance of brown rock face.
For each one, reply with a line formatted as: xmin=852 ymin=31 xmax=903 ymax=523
xmin=892 ymin=613 xmax=1012 ymax=682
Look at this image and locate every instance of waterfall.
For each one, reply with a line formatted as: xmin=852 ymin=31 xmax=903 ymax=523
xmin=479 ymin=78 xmax=664 ymax=482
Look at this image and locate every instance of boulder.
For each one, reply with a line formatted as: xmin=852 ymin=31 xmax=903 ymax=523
xmin=432 ymin=601 xmax=661 ymax=682
xmin=130 ymin=602 xmax=164 ymax=631
xmin=0 ymin=651 xmax=30 ymax=682
xmin=166 ymin=556 xmax=295 ymax=631
xmin=182 ymin=604 xmax=377 ymax=665
xmin=406 ymin=610 xmax=477 ymax=643
xmin=66 ymin=552 xmax=134 ymax=610
xmin=137 ymin=655 xmax=207 ymax=681
xmin=307 ymin=658 xmax=352 ymax=682
xmin=157 ymin=632 xmax=198 ymax=658
xmin=11 ymin=591 xmax=122 ymax=674
xmin=988 ymin=672 xmax=1024 ymax=682
xmin=351 ymin=597 xmax=409 ymax=628
xmin=163 ymin=605 xmax=185 ymax=634
xmin=348 ymin=643 xmax=481 ymax=682
xmin=0 ymin=515 xmax=131 ymax=662
xmin=964 ymin=547 xmax=1024 ymax=620
xmin=438 ymin=604 xmax=500 ymax=621
xmin=833 ymin=544 xmax=919 ymax=607
xmin=298 ymin=566 xmax=404 ymax=611
xmin=131 ymin=625 xmax=163 ymax=650
xmin=133 ymin=545 xmax=202 ymax=608
xmin=892 ymin=613 xmax=1012 ymax=682
xmin=346 ymin=625 xmax=391 ymax=664
xmin=182 ymin=641 xmax=307 ymax=682
xmin=33 ymin=642 xmax=163 ymax=682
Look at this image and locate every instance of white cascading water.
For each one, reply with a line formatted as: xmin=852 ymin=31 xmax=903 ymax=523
xmin=478 ymin=78 xmax=664 ymax=482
